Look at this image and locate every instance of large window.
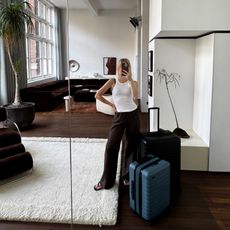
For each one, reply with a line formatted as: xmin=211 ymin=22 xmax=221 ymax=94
xmin=26 ymin=0 xmax=57 ymax=83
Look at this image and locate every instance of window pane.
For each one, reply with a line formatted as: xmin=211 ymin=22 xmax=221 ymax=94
xmin=50 ymin=8 xmax=54 ymax=24
xmin=48 ymin=59 xmax=52 ymax=74
xmin=35 ymin=20 xmax=40 ymax=36
xmin=35 ymin=0 xmax=39 ymax=15
xmin=43 ymin=59 xmax=47 ymax=75
xmin=47 ymin=7 xmax=51 ymax=23
xmin=26 ymin=0 xmax=56 ymax=83
xmin=46 ymin=25 xmax=50 ymax=39
xmin=38 ymin=2 xmax=45 ymax=19
xmin=48 ymin=26 xmax=52 ymax=40
xmin=30 ymin=59 xmax=41 ymax=77
xmin=47 ymin=43 xmax=52 ymax=58
xmin=28 ymin=0 xmax=35 ymax=14
xmin=40 ymin=22 xmax=46 ymax=37
xmin=29 ymin=39 xmax=40 ymax=60
xmin=42 ymin=42 xmax=47 ymax=58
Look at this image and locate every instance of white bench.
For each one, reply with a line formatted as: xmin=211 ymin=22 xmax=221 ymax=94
xmin=96 ymin=95 xmax=115 ymax=116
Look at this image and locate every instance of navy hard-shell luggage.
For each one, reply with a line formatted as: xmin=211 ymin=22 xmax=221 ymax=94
xmin=139 ymin=107 xmax=181 ymax=200
xmin=129 ymin=155 xmax=170 ymax=221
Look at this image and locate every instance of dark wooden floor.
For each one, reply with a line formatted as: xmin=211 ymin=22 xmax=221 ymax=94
xmin=20 ymin=107 xmax=148 ymax=138
xmin=1 ymin=104 xmax=230 ymax=230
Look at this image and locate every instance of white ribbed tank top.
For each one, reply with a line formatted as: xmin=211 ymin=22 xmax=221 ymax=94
xmin=112 ymin=79 xmax=137 ymax=113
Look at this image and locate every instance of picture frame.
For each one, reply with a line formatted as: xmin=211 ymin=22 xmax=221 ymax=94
xmin=148 ymin=75 xmax=153 ymax=96
xmin=148 ymin=50 xmax=153 ymax=72
xmin=103 ymin=57 xmax=116 ymax=75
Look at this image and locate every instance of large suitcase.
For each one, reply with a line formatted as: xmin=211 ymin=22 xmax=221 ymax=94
xmin=139 ymin=107 xmax=181 ymax=200
xmin=129 ymin=155 xmax=170 ymax=221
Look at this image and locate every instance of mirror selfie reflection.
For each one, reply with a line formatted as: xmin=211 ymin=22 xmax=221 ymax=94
xmin=1 ymin=0 xmax=230 ymax=229
xmin=0 ymin=0 xmax=148 ymax=229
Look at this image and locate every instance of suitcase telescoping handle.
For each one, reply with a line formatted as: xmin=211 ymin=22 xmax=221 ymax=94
xmin=147 ymin=107 xmax=160 ymax=132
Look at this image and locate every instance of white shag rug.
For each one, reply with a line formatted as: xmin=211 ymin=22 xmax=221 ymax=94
xmin=0 ymin=137 xmax=121 ymax=226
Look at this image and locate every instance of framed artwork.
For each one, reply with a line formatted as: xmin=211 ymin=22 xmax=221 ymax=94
xmin=148 ymin=50 xmax=153 ymax=72
xmin=103 ymin=57 xmax=116 ymax=75
xmin=148 ymin=75 xmax=153 ymax=96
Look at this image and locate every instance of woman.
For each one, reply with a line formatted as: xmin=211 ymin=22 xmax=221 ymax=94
xmin=94 ymin=58 xmax=140 ymax=191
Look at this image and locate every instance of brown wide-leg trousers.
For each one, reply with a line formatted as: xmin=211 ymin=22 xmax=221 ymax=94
xmin=99 ymin=109 xmax=140 ymax=189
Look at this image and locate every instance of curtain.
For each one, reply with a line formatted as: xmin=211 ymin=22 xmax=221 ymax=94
xmin=0 ymin=0 xmax=27 ymax=105
xmin=56 ymin=8 xmax=67 ymax=80
xmin=59 ymin=8 xmax=68 ymax=80
xmin=0 ymin=0 xmax=10 ymax=105
xmin=0 ymin=38 xmax=8 ymax=105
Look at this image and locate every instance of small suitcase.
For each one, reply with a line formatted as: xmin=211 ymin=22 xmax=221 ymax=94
xmin=129 ymin=155 xmax=170 ymax=221
xmin=138 ymin=107 xmax=181 ymax=200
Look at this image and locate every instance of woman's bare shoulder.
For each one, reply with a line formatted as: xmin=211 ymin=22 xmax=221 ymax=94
xmin=107 ymin=78 xmax=116 ymax=87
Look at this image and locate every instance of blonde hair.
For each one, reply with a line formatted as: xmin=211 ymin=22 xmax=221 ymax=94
xmin=119 ymin=58 xmax=131 ymax=66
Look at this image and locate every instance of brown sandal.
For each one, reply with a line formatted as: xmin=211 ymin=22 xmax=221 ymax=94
xmin=94 ymin=182 xmax=103 ymax=191
xmin=123 ymin=179 xmax=130 ymax=186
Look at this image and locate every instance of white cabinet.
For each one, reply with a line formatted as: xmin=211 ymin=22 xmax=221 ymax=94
xmin=149 ymin=0 xmax=230 ymax=39
xmin=149 ymin=0 xmax=162 ymax=40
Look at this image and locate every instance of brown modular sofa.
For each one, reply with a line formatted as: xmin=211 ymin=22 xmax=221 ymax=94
xmin=20 ymin=80 xmax=68 ymax=112
xmin=0 ymin=107 xmax=33 ymax=180
xmin=70 ymin=78 xmax=111 ymax=102
xmin=20 ymin=78 xmax=111 ymax=112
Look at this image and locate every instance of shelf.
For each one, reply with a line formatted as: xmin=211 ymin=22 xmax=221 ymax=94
xmin=181 ymin=130 xmax=208 ymax=147
xmin=180 ymin=130 xmax=209 ymax=171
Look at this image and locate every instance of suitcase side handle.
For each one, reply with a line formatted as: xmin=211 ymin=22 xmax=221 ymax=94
xmin=131 ymin=181 xmax=135 ymax=201
xmin=148 ymin=107 xmax=160 ymax=132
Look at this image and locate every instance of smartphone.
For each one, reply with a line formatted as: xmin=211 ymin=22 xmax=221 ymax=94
xmin=122 ymin=60 xmax=129 ymax=76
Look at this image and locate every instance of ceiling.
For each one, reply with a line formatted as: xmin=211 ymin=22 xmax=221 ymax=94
xmin=51 ymin=0 xmax=137 ymax=11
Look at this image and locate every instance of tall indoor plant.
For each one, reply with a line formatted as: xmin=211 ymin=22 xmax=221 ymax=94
xmin=155 ymin=68 xmax=190 ymax=138
xmin=0 ymin=0 xmax=35 ymax=129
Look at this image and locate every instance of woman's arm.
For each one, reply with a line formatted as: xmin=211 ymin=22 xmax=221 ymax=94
xmin=129 ymin=80 xmax=138 ymax=100
xmin=95 ymin=79 xmax=115 ymax=109
xmin=122 ymin=63 xmax=138 ymax=100
xmin=124 ymin=69 xmax=138 ymax=100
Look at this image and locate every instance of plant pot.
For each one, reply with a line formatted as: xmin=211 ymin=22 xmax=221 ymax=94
xmin=173 ymin=127 xmax=190 ymax=139
xmin=4 ymin=102 xmax=35 ymax=130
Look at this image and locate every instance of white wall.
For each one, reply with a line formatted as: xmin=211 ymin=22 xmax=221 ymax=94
xmin=150 ymin=39 xmax=195 ymax=131
xmin=139 ymin=0 xmax=149 ymax=112
xmin=68 ymin=10 xmax=136 ymax=78
xmin=0 ymin=38 xmax=7 ymax=104
xmin=193 ymin=34 xmax=214 ymax=145
xmin=209 ymin=33 xmax=230 ymax=171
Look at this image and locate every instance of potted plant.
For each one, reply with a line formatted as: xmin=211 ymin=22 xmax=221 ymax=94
xmin=0 ymin=1 xmax=35 ymax=129
xmin=155 ymin=68 xmax=190 ymax=138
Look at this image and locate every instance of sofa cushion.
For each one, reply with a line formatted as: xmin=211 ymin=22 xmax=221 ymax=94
xmin=0 ymin=128 xmax=21 ymax=148
xmin=0 ymin=143 xmax=25 ymax=159
xmin=0 ymin=151 xmax=33 ymax=180
xmin=51 ymin=86 xmax=69 ymax=97
xmin=74 ymin=89 xmax=96 ymax=102
xmin=34 ymin=80 xmax=67 ymax=91
xmin=96 ymin=95 xmax=115 ymax=116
